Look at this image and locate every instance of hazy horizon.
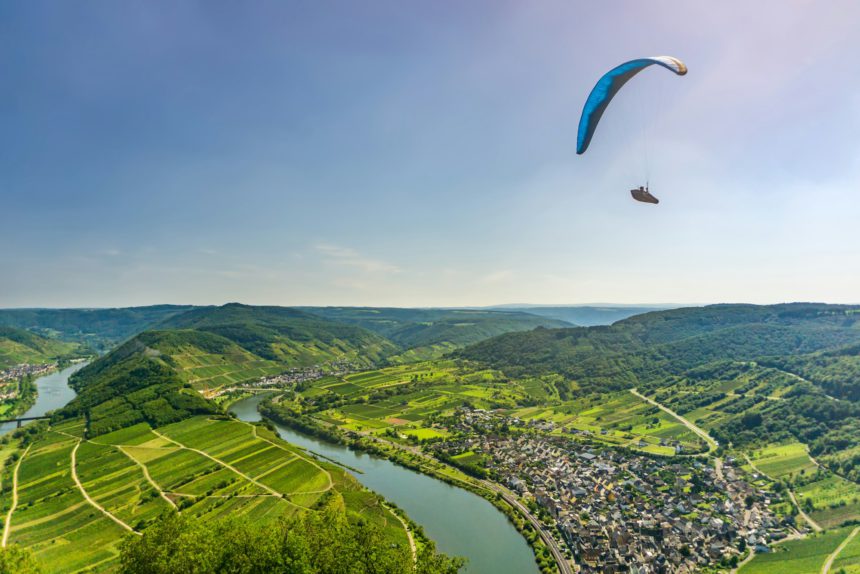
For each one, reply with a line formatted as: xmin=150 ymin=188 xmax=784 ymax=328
xmin=4 ymin=1 xmax=859 ymax=308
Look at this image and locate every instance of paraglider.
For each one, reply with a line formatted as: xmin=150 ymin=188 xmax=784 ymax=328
xmin=576 ymin=56 xmax=686 ymax=204
xmin=630 ymin=185 xmax=658 ymax=204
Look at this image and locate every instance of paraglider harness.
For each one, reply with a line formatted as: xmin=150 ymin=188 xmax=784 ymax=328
xmin=631 ymin=185 xmax=659 ymax=204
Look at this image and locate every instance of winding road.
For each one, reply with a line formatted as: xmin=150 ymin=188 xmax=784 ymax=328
xmin=630 ymin=388 xmax=718 ymax=452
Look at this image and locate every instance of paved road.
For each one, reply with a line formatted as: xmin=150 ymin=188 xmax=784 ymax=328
xmin=481 ymin=480 xmax=574 ymax=574
xmin=630 ymin=388 xmax=718 ymax=452
xmin=822 ymin=526 xmax=859 ymax=574
xmin=358 ymin=430 xmax=573 ymax=574
xmin=2 ymin=444 xmax=31 ymax=547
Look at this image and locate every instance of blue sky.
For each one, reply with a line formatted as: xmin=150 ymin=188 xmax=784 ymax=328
xmin=2 ymin=1 xmax=859 ymax=307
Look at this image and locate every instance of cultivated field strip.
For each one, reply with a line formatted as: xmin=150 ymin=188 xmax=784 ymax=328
xmin=3 ymin=416 xmax=409 ymax=572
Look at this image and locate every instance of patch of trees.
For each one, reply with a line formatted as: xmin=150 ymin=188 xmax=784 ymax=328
xmin=120 ymin=505 xmax=463 ymax=574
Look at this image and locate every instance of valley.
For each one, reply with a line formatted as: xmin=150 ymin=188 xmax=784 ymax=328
xmin=2 ymin=302 xmax=860 ymax=573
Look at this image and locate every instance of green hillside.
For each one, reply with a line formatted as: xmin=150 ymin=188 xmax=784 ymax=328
xmin=159 ymin=304 xmax=398 ymax=365
xmin=301 ymin=307 xmax=571 ymax=359
xmin=5 ymin=305 xmax=460 ymax=572
xmin=457 ymin=304 xmax=860 ymax=390
xmin=0 ymin=326 xmax=79 ymax=369
xmin=0 ymin=305 xmax=195 ymax=351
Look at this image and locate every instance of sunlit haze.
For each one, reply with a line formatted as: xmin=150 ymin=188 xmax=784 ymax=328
xmin=3 ymin=1 xmax=859 ymax=307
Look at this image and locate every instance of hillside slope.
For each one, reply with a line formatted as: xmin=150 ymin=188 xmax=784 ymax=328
xmin=0 ymin=326 xmax=79 ymax=369
xmin=458 ymin=304 xmax=860 ymax=390
xmin=159 ymin=303 xmax=398 ymax=365
xmin=301 ymin=307 xmax=571 ymax=359
xmin=0 ymin=305 xmax=195 ymax=350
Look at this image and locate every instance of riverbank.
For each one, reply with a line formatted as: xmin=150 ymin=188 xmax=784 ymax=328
xmin=257 ymin=400 xmax=561 ymax=574
xmin=0 ymin=362 xmax=86 ymax=437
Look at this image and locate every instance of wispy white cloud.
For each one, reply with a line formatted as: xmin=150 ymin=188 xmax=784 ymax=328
xmin=314 ymin=243 xmax=400 ymax=274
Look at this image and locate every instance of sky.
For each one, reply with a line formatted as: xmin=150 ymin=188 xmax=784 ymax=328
xmin=2 ymin=1 xmax=860 ymax=308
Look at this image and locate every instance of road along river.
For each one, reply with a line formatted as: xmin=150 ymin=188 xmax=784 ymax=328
xmin=230 ymin=393 xmax=541 ymax=574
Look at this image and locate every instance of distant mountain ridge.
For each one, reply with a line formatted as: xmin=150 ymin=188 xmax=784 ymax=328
xmin=0 ymin=305 xmax=195 ymax=350
xmin=485 ymin=305 xmax=672 ymax=326
xmin=300 ymin=306 xmax=570 ymax=359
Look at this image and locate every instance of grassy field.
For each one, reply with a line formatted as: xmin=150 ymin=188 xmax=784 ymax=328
xmin=748 ymin=443 xmax=818 ymax=480
xmin=4 ymin=416 xmax=409 ymax=572
xmin=740 ymin=527 xmax=855 ymax=574
xmin=281 ymin=361 xmax=705 ymax=455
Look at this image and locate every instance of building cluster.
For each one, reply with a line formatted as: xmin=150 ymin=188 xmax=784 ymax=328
xmin=435 ymin=410 xmax=785 ymax=573
xmin=0 ymin=363 xmax=54 ymax=383
xmin=211 ymin=359 xmax=368 ymax=398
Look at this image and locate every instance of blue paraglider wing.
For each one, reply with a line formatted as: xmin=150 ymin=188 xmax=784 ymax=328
xmin=576 ymin=56 xmax=686 ymax=155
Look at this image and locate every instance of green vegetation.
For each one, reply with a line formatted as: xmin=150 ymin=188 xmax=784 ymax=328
xmin=3 ymin=414 xmax=427 ymax=572
xmin=740 ymin=527 xmax=854 ymax=574
xmin=300 ymin=307 xmax=571 ymax=359
xmin=119 ymin=502 xmax=462 ymax=574
xmin=0 ymin=306 xmax=195 ymax=352
xmin=0 ymin=327 xmax=80 ymax=370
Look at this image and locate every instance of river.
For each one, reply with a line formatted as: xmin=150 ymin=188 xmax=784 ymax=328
xmin=230 ymin=393 xmax=541 ymax=574
xmin=0 ymin=362 xmax=86 ymax=436
xmin=0 ymin=366 xmax=540 ymax=573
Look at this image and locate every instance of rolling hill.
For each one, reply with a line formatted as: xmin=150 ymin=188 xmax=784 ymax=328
xmin=0 ymin=326 xmax=80 ymax=369
xmin=0 ymin=305 xmax=195 ymax=351
xmin=300 ymin=307 xmax=571 ymax=360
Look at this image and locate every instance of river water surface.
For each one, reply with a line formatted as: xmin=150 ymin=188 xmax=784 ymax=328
xmin=0 ymin=362 xmax=86 ymax=436
xmin=0 ymin=366 xmax=540 ymax=574
xmin=230 ymin=393 xmax=541 ymax=574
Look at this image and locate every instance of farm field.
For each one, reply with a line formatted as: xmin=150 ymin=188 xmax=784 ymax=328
xmin=286 ymin=361 xmax=705 ymax=455
xmin=747 ymin=442 xmax=817 ymax=480
xmin=3 ymin=416 xmax=409 ymax=572
xmin=740 ymin=526 xmax=855 ymax=574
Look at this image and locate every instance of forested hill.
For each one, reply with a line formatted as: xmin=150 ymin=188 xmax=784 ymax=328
xmin=157 ymin=303 xmax=398 ymax=363
xmin=60 ymin=304 xmax=398 ymax=435
xmin=456 ymin=303 xmax=860 ymax=393
xmin=0 ymin=326 xmax=80 ymax=369
xmin=0 ymin=305 xmax=195 ymax=350
xmin=299 ymin=306 xmax=571 ymax=358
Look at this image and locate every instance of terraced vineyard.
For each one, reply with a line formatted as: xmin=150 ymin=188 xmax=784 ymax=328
xmin=284 ymin=361 xmax=705 ymax=455
xmin=0 ymin=416 xmax=409 ymax=572
xmin=740 ymin=526 xmax=855 ymax=574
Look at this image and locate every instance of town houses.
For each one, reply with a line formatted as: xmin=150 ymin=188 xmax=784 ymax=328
xmin=0 ymin=362 xmax=55 ymax=383
xmin=432 ymin=409 xmax=786 ymax=572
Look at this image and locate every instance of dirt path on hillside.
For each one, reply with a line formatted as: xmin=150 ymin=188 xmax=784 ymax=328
xmin=630 ymin=388 xmax=718 ymax=452
xmin=71 ymin=441 xmax=139 ymax=534
xmin=822 ymin=526 xmax=860 ymax=574
xmin=150 ymin=428 xmax=308 ymax=506
xmin=2 ymin=444 xmax=31 ymax=547
xmin=743 ymin=453 xmax=822 ymax=532
xmin=116 ymin=445 xmax=177 ymax=510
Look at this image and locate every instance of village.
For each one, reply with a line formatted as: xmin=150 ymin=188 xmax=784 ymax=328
xmin=432 ymin=408 xmax=789 ymax=573
xmin=0 ymin=362 xmax=56 ymax=383
xmin=210 ymin=358 xmax=369 ymax=398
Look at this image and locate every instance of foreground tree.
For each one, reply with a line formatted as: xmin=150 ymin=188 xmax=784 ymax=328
xmin=120 ymin=500 xmax=463 ymax=574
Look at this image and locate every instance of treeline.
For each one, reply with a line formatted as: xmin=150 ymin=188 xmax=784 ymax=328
xmin=119 ymin=504 xmax=463 ymax=574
